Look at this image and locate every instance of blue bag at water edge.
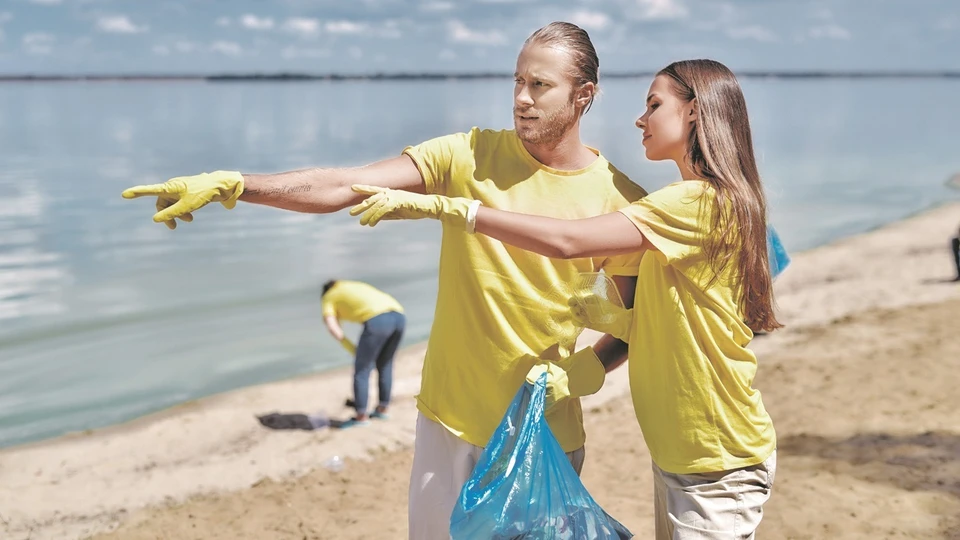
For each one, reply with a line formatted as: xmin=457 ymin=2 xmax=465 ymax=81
xmin=768 ymin=225 xmax=791 ymax=280
xmin=450 ymin=372 xmax=633 ymax=540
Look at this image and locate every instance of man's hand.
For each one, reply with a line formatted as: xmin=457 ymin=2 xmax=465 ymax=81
xmin=569 ymin=293 xmax=633 ymax=343
xmin=122 ymin=171 xmax=245 ymax=229
xmin=349 ymin=185 xmax=471 ymax=228
xmin=525 ymin=346 xmax=605 ymax=409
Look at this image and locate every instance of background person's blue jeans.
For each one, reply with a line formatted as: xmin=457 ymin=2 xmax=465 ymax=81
xmin=354 ymin=311 xmax=405 ymax=416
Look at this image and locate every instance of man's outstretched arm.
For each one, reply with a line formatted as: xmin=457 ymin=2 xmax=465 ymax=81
xmin=240 ymin=156 xmax=425 ymax=213
xmin=122 ymin=155 xmax=425 ymax=228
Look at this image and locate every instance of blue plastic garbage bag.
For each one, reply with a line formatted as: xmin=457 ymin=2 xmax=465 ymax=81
xmin=450 ymin=372 xmax=633 ymax=540
xmin=768 ymin=225 xmax=791 ymax=280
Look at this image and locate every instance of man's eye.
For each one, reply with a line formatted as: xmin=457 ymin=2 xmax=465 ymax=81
xmin=534 ymin=81 xmax=545 ymax=87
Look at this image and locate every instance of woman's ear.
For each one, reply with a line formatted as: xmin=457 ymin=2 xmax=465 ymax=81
xmin=687 ymin=97 xmax=699 ymax=124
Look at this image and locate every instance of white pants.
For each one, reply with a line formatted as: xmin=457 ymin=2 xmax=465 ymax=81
xmin=653 ymin=451 xmax=777 ymax=540
xmin=407 ymin=413 xmax=585 ymax=540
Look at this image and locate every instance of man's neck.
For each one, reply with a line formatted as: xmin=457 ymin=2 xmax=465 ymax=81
xmin=522 ymin=132 xmax=597 ymax=171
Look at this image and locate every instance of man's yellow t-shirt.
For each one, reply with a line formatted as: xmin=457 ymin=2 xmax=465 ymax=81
xmin=618 ymin=180 xmax=776 ymax=474
xmin=404 ymin=127 xmax=648 ymax=452
xmin=321 ymin=280 xmax=404 ymax=324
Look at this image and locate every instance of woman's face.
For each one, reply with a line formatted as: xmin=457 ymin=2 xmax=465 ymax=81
xmin=635 ymin=74 xmax=696 ymax=162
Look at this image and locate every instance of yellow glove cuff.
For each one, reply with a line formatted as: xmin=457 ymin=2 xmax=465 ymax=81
xmin=212 ymin=171 xmax=245 ymax=210
xmin=339 ymin=337 xmax=357 ymax=355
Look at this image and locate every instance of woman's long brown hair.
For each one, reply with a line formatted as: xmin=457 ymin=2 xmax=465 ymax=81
xmin=659 ymin=59 xmax=782 ymax=332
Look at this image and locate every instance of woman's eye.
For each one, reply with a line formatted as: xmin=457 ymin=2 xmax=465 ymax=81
xmin=650 ymin=103 xmax=660 ymax=110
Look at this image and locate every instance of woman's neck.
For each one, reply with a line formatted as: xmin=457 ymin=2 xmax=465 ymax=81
xmin=674 ymin=156 xmax=699 ymax=181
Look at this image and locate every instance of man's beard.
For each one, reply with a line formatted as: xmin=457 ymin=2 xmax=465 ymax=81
xmin=515 ymin=102 xmax=578 ymax=146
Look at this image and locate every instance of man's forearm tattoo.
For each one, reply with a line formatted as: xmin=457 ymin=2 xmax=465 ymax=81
xmin=245 ymin=184 xmax=313 ymax=196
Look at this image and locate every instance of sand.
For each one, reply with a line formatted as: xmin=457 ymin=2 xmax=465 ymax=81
xmin=1 ymin=202 xmax=958 ymax=540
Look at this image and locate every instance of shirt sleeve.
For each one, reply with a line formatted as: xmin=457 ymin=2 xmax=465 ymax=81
xmin=321 ymin=297 xmax=336 ymax=318
xmin=598 ymin=250 xmax=645 ymax=276
xmin=402 ymin=130 xmax=472 ymax=196
xmin=617 ymin=181 xmax=713 ymax=267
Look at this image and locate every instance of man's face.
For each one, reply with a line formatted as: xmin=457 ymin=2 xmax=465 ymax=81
xmin=513 ymin=44 xmax=579 ymax=146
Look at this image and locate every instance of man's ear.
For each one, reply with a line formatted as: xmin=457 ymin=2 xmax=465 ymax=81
xmin=575 ymin=82 xmax=596 ymax=109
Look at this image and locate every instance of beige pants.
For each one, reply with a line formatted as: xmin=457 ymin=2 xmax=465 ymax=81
xmin=653 ymin=451 xmax=777 ymax=540
xmin=407 ymin=413 xmax=585 ymax=540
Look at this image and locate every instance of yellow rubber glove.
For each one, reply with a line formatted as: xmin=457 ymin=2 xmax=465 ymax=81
xmin=121 ymin=171 xmax=245 ymax=230
xmin=339 ymin=337 xmax=357 ymax=355
xmin=349 ymin=185 xmax=472 ymax=228
xmin=525 ymin=347 xmax=605 ymax=410
xmin=569 ymin=293 xmax=633 ymax=343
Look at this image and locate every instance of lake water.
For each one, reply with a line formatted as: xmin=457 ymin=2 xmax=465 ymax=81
xmin=0 ymin=77 xmax=958 ymax=448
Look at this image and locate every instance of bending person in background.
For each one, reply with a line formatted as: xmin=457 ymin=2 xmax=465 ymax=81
xmin=352 ymin=59 xmax=780 ymax=540
xmin=321 ymin=279 xmax=405 ymax=427
xmin=121 ymin=22 xmax=645 ymax=539
xmin=951 ymin=225 xmax=960 ymax=281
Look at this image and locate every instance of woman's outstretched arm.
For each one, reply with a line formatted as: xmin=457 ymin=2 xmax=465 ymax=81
xmin=474 ymin=207 xmax=646 ymax=259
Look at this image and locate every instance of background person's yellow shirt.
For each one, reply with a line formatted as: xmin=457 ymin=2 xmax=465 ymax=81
xmin=404 ymin=127 xmax=648 ymax=452
xmin=321 ymin=280 xmax=404 ymax=324
xmin=618 ymin=180 xmax=777 ymax=474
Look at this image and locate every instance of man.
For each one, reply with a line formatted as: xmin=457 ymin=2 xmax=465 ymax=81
xmin=321 ymin=279 xmax=405 ymax=427
xmin=122 ymin=22 xmax=646 ymax=539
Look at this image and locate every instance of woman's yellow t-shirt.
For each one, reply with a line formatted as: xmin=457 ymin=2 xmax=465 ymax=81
xmin=618 ymin=180 xmax=776 ymax=474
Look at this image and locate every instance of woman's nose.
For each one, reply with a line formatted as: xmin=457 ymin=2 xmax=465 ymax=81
xmin=635 ymin=116 xmax=645 ymax=129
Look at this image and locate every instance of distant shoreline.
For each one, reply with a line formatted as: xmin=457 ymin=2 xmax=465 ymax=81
xmin=1 ymin=70 xmax=959 ymax=83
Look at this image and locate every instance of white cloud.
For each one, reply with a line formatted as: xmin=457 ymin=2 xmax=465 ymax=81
xmin=809 ymin=24 xmax=851 ymax=40
xmin=727 ymin=25 xmax=778 ymax=42
xmin=420 ymin=1 xmax=453 ymax=11
xmin=448 ymin=20 xmax=507 ymax=46
xmin=636 ymin=0 xmax=688 ymax=20
xmin=348 ymin=46 xmax=363 ymax=59
xmin=240 ymin=14 xmax=274 ymax=31
xmin=935 ymin=16 xmax=958 ymax=31
xmin=23 ymin=32 xmax=55 ymax=55
xmin=569 ymin=10 xmax=610 ymax=31
xmin=0 ymin=12 xmax=13 ymax=23
xmin=378 ymin=20 xmax=403 ymax=39
xmin=211 ymin=41 xmax=242 ymax=56
xmin=284 ymin=17 xmax=320 ymax=37
xmin=326 ymin=20 xmax=367 ymax=34
xmin=215 ymin=17 xmax=231 ymax=27
xmin=281 ymin=45 xmax=330 ymax=59
xmin=152 ymin=45 xmax=170 ymax=56
xmin=97 ymin=15 xmax=148 ymax=34
xmin=174 ymin=41 xmax=198 ymax=53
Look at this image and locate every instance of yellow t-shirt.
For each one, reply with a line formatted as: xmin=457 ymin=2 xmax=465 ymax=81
xmin=404 ymin=127 xmax=648 ymax=452
xmin=618 ymin=180 xmax=776 ymax=474
xmin=321 ymin=280 xmax=404 ymax=324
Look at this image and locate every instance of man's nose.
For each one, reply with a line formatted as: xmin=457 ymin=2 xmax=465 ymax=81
xmin=515 ymin=86 xmax=534 ymax=107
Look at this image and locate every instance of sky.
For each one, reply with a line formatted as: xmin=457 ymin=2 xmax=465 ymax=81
xmin=0 ymin=0 xmax=958 ymax=75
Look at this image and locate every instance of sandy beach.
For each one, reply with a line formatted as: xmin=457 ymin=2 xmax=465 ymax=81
xmin=1 ymin=201 xmax=958 ymax=540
